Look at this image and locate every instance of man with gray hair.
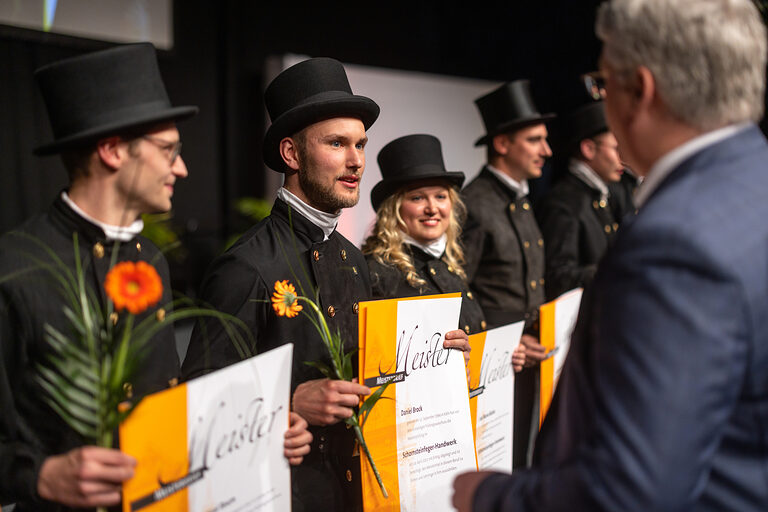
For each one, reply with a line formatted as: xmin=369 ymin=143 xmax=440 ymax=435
xmin=452 ymin=0 xmax=768 ymax=510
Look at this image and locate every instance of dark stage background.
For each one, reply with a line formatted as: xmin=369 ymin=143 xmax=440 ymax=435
xmin=0 ymin=0 xmax=637 ymax=294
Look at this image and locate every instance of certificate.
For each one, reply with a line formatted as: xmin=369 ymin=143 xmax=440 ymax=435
xmin=119 ymin=344 xmax=294 ymax=512
xmin=539 ymin=288 xmax=583 ymax=425
xmin=358 ymin=293 xmax=477 ymax=511
xmin=467 ymin=321 xmax=524 ymax=472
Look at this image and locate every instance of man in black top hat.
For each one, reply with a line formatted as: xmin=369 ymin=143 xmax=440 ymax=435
xmin=538 ymin=100 xmax=624 ymax=301
xmin=0 ymin=43 xmax=312 ymax=511
xmin=0 ymin=43 xmax=195 ymax=510
xmin=461 ymin=80 xmax=554 ymax=469
xmin=182 ymin=57 xmax=380 ymax=512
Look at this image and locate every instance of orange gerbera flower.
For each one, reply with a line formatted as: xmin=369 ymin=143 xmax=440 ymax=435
xmin=272 ymin=280 xmax=302 ymax=318
xmin=104 ymin=261 xmax=163 ymax=315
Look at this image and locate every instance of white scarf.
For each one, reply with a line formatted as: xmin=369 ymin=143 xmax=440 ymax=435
xmin=487 ymin=165 xmax=529 ymax=197
xmin=61 ymin=192 xmax=144 ymax=242
xmin=277 ymin=187 xmax=340 ymax=241
xmin=568 ymin=159 xmax=610 ymax=202
xmin=401 ymin=231 xmax=447 ymax=259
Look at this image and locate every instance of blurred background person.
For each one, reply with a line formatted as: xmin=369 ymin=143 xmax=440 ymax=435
xmin=538 ymin=100 xmax=623 ymax=300
xmin=462 ymin=80 xmax=555 ymax=468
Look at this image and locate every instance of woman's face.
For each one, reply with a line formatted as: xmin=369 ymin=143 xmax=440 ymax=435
xmin=399 ymin=183 xmax=452 ymax=245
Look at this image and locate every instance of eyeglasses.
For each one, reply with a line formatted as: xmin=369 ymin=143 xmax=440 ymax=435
xmin=581 ymin=71 xmax=607 ymax=101
xmin=590 ymin=139 xmax=620 ymax=153
xmin=141 ymin=135 xmax=182 ymax=165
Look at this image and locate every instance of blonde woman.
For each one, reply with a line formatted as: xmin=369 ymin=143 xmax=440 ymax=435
xmin=365 ymin=135 xmax=491 ymax=337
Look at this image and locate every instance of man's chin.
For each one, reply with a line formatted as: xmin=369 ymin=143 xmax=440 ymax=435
xmin=334 ymin=189 xmax=360 ymax=208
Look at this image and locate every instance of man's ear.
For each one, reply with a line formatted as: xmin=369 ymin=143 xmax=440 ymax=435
xmin=279 ymin=137 xmax=301 ymax=172
xmin=491 ymin=133 xmax=509 ymax=156
xmin=95 ymin=136 xmax=126 ymax=171
xmin=580 ymin=138 xmax=596 ymax=160
xmin=635 ymin=66 xmax=656 ymax=109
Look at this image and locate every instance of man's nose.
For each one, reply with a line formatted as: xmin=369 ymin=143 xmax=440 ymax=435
xmin=541 ymin=140 xmax=553 ymax=158
xmin=173 ymin=155 xmax=189 ymax=178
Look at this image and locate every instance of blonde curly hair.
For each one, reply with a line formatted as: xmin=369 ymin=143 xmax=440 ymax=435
xmin=363 ymin=184 xmax=467 ymax=289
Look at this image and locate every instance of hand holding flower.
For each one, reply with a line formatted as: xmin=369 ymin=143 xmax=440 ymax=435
xmin=293 ymin=378 xmax=371 ymax=426
xmin=271 ymin=279 xmax=390 ymax=498
xmin=37 ymin=446 xmax=136 ymax=508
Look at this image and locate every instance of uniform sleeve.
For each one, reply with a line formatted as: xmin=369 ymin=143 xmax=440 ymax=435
xmin=540 ymin=203 xmax=596 ymax=301
xmin=471 ymin=223 xmax=750 ymax=511
xmin=180 ymin=251 xmax=265 ymax=381
xmin=0 ymin=291 xmax=46 ymax=505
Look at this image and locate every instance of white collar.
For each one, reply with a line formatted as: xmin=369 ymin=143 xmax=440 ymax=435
xmin=487 ymin=165 xmax=529 ymax=197
xmin=401 ymin=231 xmax=447 ymax=259
xmin=277 ymin=187 xmax=340 ymax=241
xmin=635 ymin=123 xmax=751 ymax=208
xmin=568 ymin=159 xmax=610 ymax=201
xmin=61 ymin=192 xmax=144 ymax=242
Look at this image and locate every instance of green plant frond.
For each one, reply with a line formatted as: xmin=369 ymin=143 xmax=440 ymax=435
xmin=0 ymin=265 xmax=42 ymax=285
xmin=38 ymin=390 xmax=98 ymax=439
xmin=8 ymin=231 xmax=77 ymax=282
xmin=43 ymin=324 xmax=88 ymax=359
xmin=234 ymin=197 xmax=272 ymax=221
xmin=108 ymin=315 xmax=134 ymax=390
xmin=43 ymin=345 xmax=95 ymax=378
xmin=131 ymin=307 xmax=256 ymax=360
xmin=358 ymin=382 xmax=392 ymax=429
xmin=9 ymin=254 xmax=80 ymax=307
xmin=303 ymin=361 xmax=335 ymax=379
xmin=68 ymin=369 xmax=100 ymax=395
xmin=341 ymin=351 xmax=355 ymax=382
xmin=37 ymin=365 xmax=98 ymax=412
xmin=60 ymin=306 xmax=90 ymax=337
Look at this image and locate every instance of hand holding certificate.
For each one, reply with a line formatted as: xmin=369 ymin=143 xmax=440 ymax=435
xmin=358 ymin=293 xmax=477 ymax=511
xmin=468 ymin=321 xmax=524 ymax=472
xmin=119 ymin=344 xmax=294 ymax=512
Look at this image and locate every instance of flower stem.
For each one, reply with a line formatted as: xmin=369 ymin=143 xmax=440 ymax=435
xmin=350 ymin=417 xmax=388 ymax=499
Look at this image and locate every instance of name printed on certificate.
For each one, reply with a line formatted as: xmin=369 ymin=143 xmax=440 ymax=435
xmin=358 ymin=293 xmax=477 ymax=512
xmin=119 ymin=344 xmax=294 ymax=512
xmin=468 ymin=321 xmax=524 ymax=472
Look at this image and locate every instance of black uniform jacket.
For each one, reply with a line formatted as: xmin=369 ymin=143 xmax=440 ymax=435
xmin=181 ymin=197 xmax=370 ymax=512
xmin=0 ymin=195 xmax=178 ymax=511
xmin=538 ymin=173 xmax=619 ymax=301
xmin=461 ymin=167 xmax=547 ymax=469
xmin=461 ymin=167 xmax=546 ymax=330
xmin=366 ymin=245 xmax=487 ymax=335
xmin=608 ymin=170 xmax=640 ymax=224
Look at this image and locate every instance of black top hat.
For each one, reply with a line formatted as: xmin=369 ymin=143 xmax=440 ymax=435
xmin=263 ymin=57 xmax=380 ymax=172
xmin=34 ymin=43 xmax=198 ymax=155
xmin=474 ymin=80 xmax=555 ymax=147
xmin=371 ymin=134 xmax=465 ymax=211
xmin=564 ymin=101 xmax=609 ymax=150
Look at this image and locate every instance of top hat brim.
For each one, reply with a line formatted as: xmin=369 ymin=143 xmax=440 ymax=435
xmin=370 ymin=169 xmax=465 ymax=212
xmin=474 ymin=113 xmax=556 ymax=147
xmin=34 ymin=105 xmax=199 ymax=156
xmin=263 ymin=95 xmax=380 ymax=172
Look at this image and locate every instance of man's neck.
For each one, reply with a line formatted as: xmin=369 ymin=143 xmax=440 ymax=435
xmin=488 ymin=159 xmax=526 ymax=183
xmin=632 ymin=120 xmax=704 ymax=177
xmin=67 ymin=179 xmax=141 ymax=227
